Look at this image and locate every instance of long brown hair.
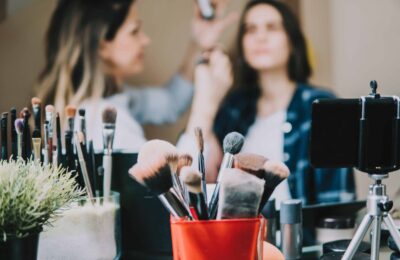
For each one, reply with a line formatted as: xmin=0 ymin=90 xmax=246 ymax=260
xmin=36 ymin=0 xmax=134 ymax=120
xmin=233 ymin=0 xmax=311 ymax=94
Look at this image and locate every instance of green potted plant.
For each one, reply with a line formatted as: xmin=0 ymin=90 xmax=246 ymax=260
xmin=0 ymin=159 xmax=83 ymax=260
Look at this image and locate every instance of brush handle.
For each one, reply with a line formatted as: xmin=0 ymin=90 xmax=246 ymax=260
xmin=1 ymin=116 xmax=7 ymax=160
xmin=102 ymin=154 xmax=112 ymax=197
xmin=198 ymin=153 xmax=207 ymax=202
xmin=32 ymin=138 xmax=41 ymax=162
xmin=17 ymin=134 xmax=22 ymax=159
xmin=189 ymin=192 xmax=209 ymax=220
xmin=159 ymin=191 xmax=191 ymax=218
xmin=56 ymin=114 xmax=63 ymax=166
xmin=75 ymin=134 xmax=94 ymax=200
xmin=97 ymin=166 xmax=104 ymax=197
xmin=10 ymin=109 xmax=17 ymax=160
xmin=88 ymin=141 xmax=97 ymax=196
xmin=208 ymin=153 xmax=234 ymax=219
xmin=33 ymin=107 xmax=41 ymax=138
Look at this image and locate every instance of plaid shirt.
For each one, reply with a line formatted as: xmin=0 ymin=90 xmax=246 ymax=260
xmin=214 ymin=83 xmax=356 ymax=205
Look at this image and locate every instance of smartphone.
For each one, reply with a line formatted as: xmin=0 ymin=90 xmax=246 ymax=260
xmin=196 ymin=0 xmax=215 ymax=20
xmin=310 ymin=97 xmax=399 ymax=173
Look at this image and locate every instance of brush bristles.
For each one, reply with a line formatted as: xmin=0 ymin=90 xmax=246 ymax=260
xmin=166 ymin=153 xmax=179 ymax=173
xmin=180 ymin=167 xmax=202 ymax=194
xmin=137 ymin=139 xmax=177 ymax=163
xmin=45 ymin=105 xmax=55 ymax=113
xmin=65 ymin=105 xmax=77 ymax=118
xmin=233 ymin=153 xmax=268 ymax=178
xmin=15 ymin=119 xmax=24 ymax=134
xmin=194 ymin=127 xmax=204 ymax=153
xmin=223 ymin=132 xmax=244 ymax=154
xmin=263 ymin=160 xmax=290 ymax=180
xmin=78 ymin=109 xmax=85 ymax=117
xmin=129 ymin=158 xmax=173 ymax=194
xmin=177 ymin=154 xmax=193 ymax=175
xmin=2 ymin=112 xmax=8 ymax=118
xmin=31 ymin=97 xmax=41 ymax=107
xmin=102 ymin=106 xmax=117 ymax=124
xmin=20 ymin=108 xmax=30 ymax=118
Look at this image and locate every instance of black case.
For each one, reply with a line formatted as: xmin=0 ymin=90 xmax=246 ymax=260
xmin=95 ymin=152 xmax=172 ymax=260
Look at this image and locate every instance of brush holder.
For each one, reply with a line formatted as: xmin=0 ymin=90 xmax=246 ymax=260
xmin=37 ymin=192 xmax=121 ymax=260
xmin=170 ymin=216 xmax=265 ymax=260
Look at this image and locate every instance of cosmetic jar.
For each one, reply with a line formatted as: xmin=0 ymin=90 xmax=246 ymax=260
xmin=316 ymin=216 xmax=355 ymax=244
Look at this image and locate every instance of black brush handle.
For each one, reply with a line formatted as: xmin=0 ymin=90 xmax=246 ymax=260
xmin=159 ymin=191 xmax=191 ymax=218
xmin=1 ymin=115 xmax=8 ymax=160
xmin=56 ymin=114 xmax=63 ymax=167
xmin=65 ymin=131 xmax=75 ymax=172
xmin=97 ymin=166 xmax=104 ymax=197
xmin=10 ymin=108 xmax=17 ymax=160
xmin=189 ymin=192 xmax=209 ymax=220
xmin=88 ymin=141 xmax=97 ymax=197
xmin=33 ymin=107 xmax=41 ymax=139
xmin=198 ymin=153 xmax=207 ymax=202
xmin=208 ymin=182 xmax=220 ymax=219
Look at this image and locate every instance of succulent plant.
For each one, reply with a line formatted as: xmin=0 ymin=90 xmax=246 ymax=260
xmin=0 ymin=159 xmax=83 ymax=241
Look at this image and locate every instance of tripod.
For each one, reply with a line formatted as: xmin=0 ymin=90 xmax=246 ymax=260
xmin=342 ymin=174 xmax=400 ymax=260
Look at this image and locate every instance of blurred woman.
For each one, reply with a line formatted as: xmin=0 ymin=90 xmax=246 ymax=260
xmin=181 ymin=0 xmax=355 ymax=206
xmin=36 ymin=0 xmax=237 ymax=150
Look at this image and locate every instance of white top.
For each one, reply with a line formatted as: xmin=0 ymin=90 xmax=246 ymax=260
xmin=241 ymin=110 xmax=291 ymax=210
xmin=77 ymin=75 xmax=193 ymax=152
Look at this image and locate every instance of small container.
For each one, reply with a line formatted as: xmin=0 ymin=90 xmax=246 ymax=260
xmin=261 ymin=199 xmax=277 ymax=245
xmin=280 ymin=199 xmax=302 ymax=260
xmin=38 ymin=192 xmax=121 ymax=260
xmin=316 ymin=216 xmax=355 ymax=244
xmin=170 ymin=217 xmax=265 ymax=260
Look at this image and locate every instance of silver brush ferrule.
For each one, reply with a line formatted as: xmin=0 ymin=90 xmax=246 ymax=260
xmin=102 ymin=123 xmax=115 ymax=155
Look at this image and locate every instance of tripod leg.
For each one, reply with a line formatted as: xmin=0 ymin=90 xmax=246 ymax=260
xmin=371 ymin=216 xmax=382 ymax=260
xmin=343 ymin=214 xmax=374 ymax=260
xmin=383 ymin=214 xmax=400 ymax=250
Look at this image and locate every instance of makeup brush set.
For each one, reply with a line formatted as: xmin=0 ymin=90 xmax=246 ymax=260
xmin=0 ymin=98 xmax=119 ymax=201
xmin=129 ymin=128 xmax=290 ymax=259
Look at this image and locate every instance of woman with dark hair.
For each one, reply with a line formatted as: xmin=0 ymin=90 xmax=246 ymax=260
xmin=181 ymin=0 xmax=355 ymax=206
xmin=36 ymin=0 xmax=237 ymax=150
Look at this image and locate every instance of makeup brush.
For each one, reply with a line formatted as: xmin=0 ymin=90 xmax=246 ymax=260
xmin=234 ymin=153 xmax=290 ymax=211
xmin=177 ymin=153 xmax=193 ymax=203
xmin=78 ymin=109 xmax=87 ymax=147
xmin=65 ymin=105 xmax=76 ymax=132
xmin=97 ymin=166 xmax=104 ymax=197
xmin=233 ymin=153 xmax=268 ymax=179
xmin=217 ymin=168 xmax=265 ymax=219
xmin=166 ymin=153 xmax=186 ymax=202
xmin=129 ymin=158 xmax=191 ymax=218
xmin=75 ymin=131 xmax=94 ymax=200
xmin=56 ymin=112 xmax=63 ymax=167
xmin=45 ymin=105 xmax=55 ymax=164
xmin=31 ymin=97 xmax=42 ymax=140
xmin=32 ymin=121 xmax=42 ymax=162
xmin=14 ymin=119 xmax=24 ymax=159
xmin=208 ymin=131 xmax=245 ymax=219
xmin=64 ymin=130 xmax=75 ymax=173
xmin=180 ymin=166 xmax=209 ymax=220
xmin=10 ymin=108 xmax=17 ymax=160
xmin=177 ymin=154 xmax=193 ymax=175
xmin=88 ymin=140 xmax=98 ymax=197
xmin=43 ymin=121 xmax=49 ymax=163
xmin=21 ymin=108 xmax=31 ymax=159
xmin=138 ymin=140 xmax=187 ymax=203
xmin=194 ymin=127 xmax=207 ymax=201
xmin=1 ymin=113 xmax=8 ymax=160
xmin=137 ymin=139 xmax=177 ymax=164
xmin=102 ymin=106 xmax=117 ymax=197
xmin=260 ymin=160 xmax=290 ymax=209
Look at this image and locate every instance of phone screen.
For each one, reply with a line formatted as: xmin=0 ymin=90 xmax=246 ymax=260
xmin=310 ymin=97 xmax=398 ymax=172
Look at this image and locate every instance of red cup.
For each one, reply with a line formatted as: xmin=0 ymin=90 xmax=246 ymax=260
xmin=171 ymin=217 xmax=265 ymax=260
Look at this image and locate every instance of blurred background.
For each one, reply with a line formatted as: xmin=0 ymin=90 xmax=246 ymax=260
xmin=0 ymin=0 xmax=399 ymax=200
